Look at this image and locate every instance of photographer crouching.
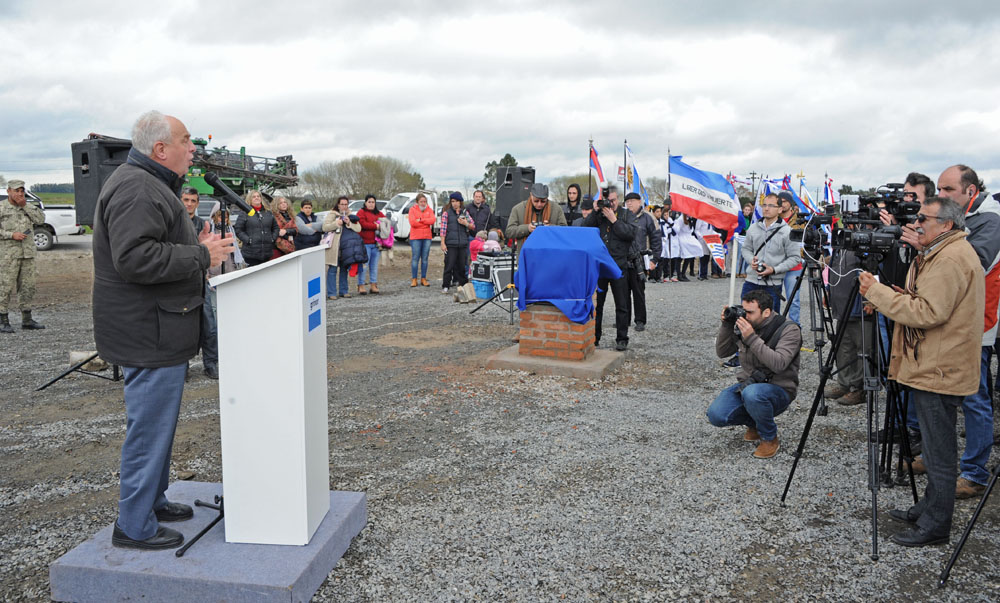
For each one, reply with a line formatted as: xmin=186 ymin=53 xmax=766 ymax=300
xmin=858 ymin=196 xmax=984 ymax=547
xmin=707 ymin=290 xmax=802 ymax=459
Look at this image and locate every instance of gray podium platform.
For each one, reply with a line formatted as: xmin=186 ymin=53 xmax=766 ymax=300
xmin=50 ymin=481 xmax=367 ymax=602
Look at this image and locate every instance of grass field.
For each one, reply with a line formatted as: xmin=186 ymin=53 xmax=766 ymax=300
xmin=35 ymin=192 xmax=75 ymax=205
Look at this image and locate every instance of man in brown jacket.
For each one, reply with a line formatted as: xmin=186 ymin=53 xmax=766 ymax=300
xmin=860 ymin=195 xmax=984 ymax=547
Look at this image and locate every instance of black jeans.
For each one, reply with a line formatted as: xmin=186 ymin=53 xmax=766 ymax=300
xmin=443 ymin=244 xmax=468 ymax=288
xmin=626 ymin=266 xmax=646 ymax=325
xmin=595 ymin=274 xmax=630 ymax=345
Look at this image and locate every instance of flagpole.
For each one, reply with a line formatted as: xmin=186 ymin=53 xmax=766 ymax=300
xmin=588 ymin=136 xmax=593 ymax=201
xmin=623 ymin=139 xmax=628 ymax=195
xmin=667 ymin=146 xmax=671 ymax=204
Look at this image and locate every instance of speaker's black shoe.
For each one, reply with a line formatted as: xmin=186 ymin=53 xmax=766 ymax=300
xmin=155 ymin=502 xmax=194 ymax=522
xmin=204 ymin=364 xmax=219 ymax=380
xmin=887 ymin=508 xmax=919 ymax=525
xmin=112 ymin=525 xmax=184 ymax=550
xmin=890 ymin=526 xmax=949 ymax=547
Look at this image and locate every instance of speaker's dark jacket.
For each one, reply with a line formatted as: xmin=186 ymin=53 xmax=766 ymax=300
xmin=92 ymin=150 xmax=209 ymax=368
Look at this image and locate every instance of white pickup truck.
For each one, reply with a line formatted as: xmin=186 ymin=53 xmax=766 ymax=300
xmin=0 ymin=190 xmax=83 ymax=250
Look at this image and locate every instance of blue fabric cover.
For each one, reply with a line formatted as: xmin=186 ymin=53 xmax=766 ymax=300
xmin=514 ymin=226 xmax=623 ymax=323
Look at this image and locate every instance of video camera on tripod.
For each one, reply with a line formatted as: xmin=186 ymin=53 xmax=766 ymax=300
xmin=789 ymin=203 xmax=837 ymax=257
xmin=832 ymin=183 xmax=921 ymax=257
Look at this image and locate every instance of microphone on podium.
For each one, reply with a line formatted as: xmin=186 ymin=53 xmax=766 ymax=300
xmin=205 ymin=172 xmax=256 ymax=216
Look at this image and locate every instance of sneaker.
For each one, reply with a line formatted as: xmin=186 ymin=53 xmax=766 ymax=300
xmin=956 ymin=477 xmax=987 ymax=499
xmin=722 ymin=355 xmax=740 ymax=368
xmin=670 ymin=277 xmax=679 ymax=282
xmin=635 ymin=322 xmax=646 ymax=332
xmin=614 ymin=341 xmax=628 ymax=351
xmin=442 ymin=287 xmax=449 ymax=294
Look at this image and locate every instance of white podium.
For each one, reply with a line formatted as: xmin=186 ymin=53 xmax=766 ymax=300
xmin=209 ymin=246 xmax=330 ymax=545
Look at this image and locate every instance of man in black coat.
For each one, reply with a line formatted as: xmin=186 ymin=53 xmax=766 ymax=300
xmin=93 ymin=110 xmax=233 ymax=550
xmin=625 ymin=192 xmax=662 ymax=332
xmin=581 ymin=185 xmax=637 ymax=350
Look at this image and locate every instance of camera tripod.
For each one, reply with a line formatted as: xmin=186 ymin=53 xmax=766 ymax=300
xmin=781 ymin=254 xmax=836 ymax=417
xmin=780 ymin=256 xmax=918 ymax=560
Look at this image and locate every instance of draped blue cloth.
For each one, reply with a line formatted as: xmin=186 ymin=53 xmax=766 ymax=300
xmin=514 ymin=226 xmax=622 ymax=324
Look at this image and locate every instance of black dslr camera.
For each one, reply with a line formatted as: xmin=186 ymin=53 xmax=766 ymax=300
xmin=723 ymin=305 xmax=746 ymax=322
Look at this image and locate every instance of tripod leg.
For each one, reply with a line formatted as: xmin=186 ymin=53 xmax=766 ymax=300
xmin=782 ymin=279 xmax=864 ymax=504
xmin=36 ymin=352 xmax=100 ymax=391
xmin=939 ymin=462 xmax=1000 ymax=586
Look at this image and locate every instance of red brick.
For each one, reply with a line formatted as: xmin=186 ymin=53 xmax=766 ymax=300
xmin=542 ymin=340 xmax=570 ymax=350
xmin=556 ymin=349 xmax=585 ymax=360
xmin=547 ymin=322 xmax=568 ymax=331
xmin=535 ymin=313 xmax=558 ymax=322
xmin=569 ymin=323 xmax=592 ymax=333
xmin=519 ymin=319 xmax=539 ymax=329
xmin=529 ymin=349 xmax=557 ymax=357
xmin=518 ymin=339 xmax=541 ymax=350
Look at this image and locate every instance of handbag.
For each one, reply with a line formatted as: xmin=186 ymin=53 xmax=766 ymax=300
xmin=275 ymin=236 xmax=295 ymax=254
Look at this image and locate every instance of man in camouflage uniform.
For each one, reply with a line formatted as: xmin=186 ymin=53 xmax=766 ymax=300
xmin=0 ymin=179 xmax=46 ymax=333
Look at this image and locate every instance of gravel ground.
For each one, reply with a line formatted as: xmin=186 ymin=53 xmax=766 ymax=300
xmin=2 ymin=245 xmax=999 ymax=602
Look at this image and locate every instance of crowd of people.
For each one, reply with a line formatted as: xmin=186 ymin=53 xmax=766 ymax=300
xmin=26 ymin=108 xmax=997 ymax=557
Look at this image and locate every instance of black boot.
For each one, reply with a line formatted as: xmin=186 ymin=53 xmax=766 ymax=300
xmin=0 ymin=313 xmax=13 ymax=334
xmin=21 ymin=310 xmax=45 ymax=330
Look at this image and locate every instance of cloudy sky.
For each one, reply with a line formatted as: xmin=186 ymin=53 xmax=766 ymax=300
xmin=2 ymin=0 xmax=999 ymax=196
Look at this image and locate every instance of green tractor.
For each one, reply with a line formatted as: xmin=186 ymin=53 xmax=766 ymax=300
xmin=71 ymin=133 xmax=299 ymax=226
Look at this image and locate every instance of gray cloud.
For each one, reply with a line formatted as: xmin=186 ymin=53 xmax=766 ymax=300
xmin=2 ymin=0 xmax=999 ymax=193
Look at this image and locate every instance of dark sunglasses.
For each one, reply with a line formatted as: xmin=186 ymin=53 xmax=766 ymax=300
xmin=915 ymin=213 xmax=944 ymax=223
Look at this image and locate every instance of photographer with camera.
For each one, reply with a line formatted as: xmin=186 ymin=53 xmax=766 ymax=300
xmin=505 ymin=183 xmax=568 ymax=248
xmin=625 ymin=192 xmax=661 ymax=332
xmin=706 ymin=289 xmax=802 ymax=459
xmin=859 ymin=195 xmax=984 ymax=546
xmin=741 ymin=193 xmax=800 ymax=313
xmin=582 ymin=185 xmax=637 ymax=351
xmin=778 ymin=191 xmax=806 ymax=324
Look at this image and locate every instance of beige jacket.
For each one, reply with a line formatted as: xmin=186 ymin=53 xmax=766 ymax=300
xmin=322 ymin=210 xmax=361 ymax=266
xmin=865 ymin=231 xmax=984 ymax=396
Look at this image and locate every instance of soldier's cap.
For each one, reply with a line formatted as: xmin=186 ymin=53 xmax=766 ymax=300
xmin=7 ymin=179 xmax=25 ymax=190
xmin=530 ymin=183 xmax=548 ymax=199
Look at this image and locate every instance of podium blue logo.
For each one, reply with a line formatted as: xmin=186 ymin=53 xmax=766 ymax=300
xmin=307 ymin=277 xmax=322 ymax=332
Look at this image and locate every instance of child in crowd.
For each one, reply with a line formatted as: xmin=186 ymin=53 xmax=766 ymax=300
xmin=470 ymin=230 xmax=487 ymax=262
xmin=482 ymin=231 xmax=503 ymax=253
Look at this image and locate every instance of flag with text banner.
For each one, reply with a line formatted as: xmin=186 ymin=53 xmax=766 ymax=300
xmin=669 ymin=155 xmax=740 ymax=238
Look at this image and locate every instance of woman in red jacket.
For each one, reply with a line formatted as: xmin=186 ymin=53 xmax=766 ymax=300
xmin=407 ymin=193 xmax=435 ymax=287
xmin=356 ymin=195 xmax=385 ymax=294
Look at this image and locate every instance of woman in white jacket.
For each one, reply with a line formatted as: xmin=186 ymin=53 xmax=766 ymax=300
xmin=676 ymin=214 xmax=702 ymax=281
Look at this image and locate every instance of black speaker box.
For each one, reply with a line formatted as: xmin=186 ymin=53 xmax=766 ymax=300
xmin=494 ymin=166 xmax=534 ymax=218
xmin=71 ymin=136 xmax=132 ymax=226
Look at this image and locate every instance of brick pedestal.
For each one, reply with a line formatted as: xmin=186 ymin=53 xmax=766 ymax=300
xmin=518 ymin=303 xmax=595 ymax=361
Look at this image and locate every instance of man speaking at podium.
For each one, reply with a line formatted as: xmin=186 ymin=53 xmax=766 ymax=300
xmin=92 ymin=110 xmax=234 ymax=550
